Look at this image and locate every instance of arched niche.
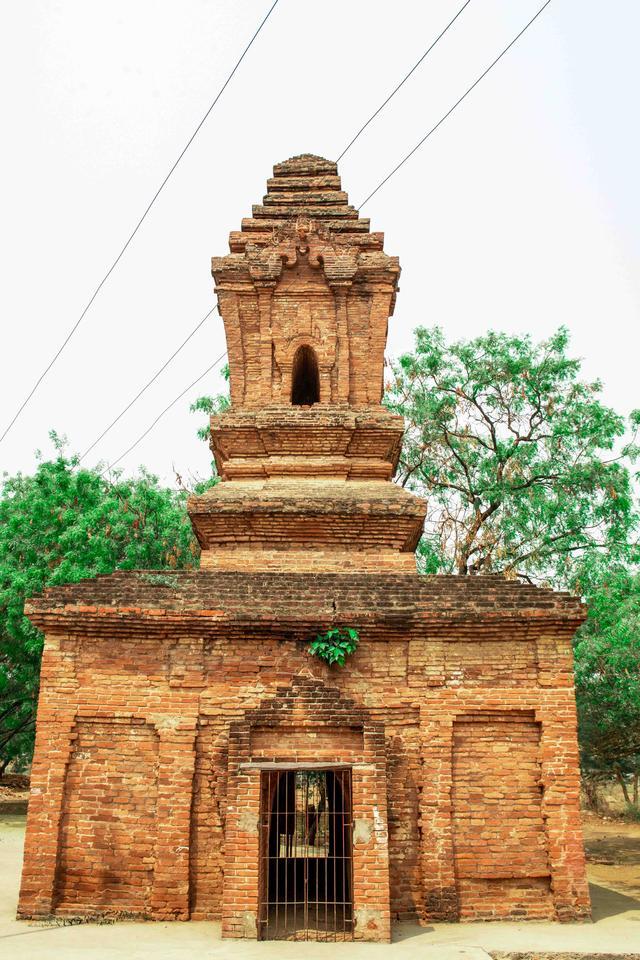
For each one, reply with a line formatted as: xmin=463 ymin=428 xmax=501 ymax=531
xmin=291 ymin=345 xmax=320 ymax=406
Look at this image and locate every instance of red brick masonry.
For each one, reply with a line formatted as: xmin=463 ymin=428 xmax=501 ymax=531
xmin=18 ymin=156 xmax=591 ymax=940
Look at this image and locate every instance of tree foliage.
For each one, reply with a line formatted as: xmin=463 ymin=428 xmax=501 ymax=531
xmin=0 ymin=435 xmax=198 ymax=772
xmin=574 ymin=562 xmax=640 ymax=810
xmin=385 ymin=326 xmax=639 ymax=583
xmin=386 ymin=325 xmax=640 ymax=797
xmin=190 ymin=363 xmax=231 ymax=444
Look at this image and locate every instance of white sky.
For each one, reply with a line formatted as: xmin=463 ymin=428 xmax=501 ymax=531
xmin=1 ymin=0 xmax=638 ymax=487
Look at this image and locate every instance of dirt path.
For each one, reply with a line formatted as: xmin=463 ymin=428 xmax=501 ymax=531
xmin=491 ymin=954 xmax=640 ymax=960
xmin=0 ymin=775 xmax=28 ymax=816
xmin=582 ymin=812 xmax=640 ymax=903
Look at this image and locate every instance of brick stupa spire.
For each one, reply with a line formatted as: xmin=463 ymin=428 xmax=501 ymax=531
xmin=188 ymin=154 xmax=427 ymax=573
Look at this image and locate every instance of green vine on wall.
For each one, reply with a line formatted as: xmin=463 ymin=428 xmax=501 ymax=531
xmin=308 ymin=627 xmax=359 ymax=667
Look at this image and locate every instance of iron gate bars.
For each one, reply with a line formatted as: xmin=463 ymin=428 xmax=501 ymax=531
xmin=258 ymin=767 xmax=353 ymax=941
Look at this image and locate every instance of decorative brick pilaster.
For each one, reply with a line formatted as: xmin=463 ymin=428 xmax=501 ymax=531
xmin=149 ymin=722 xmax=198 ymax=919
xmin=537 ymin=700 xmax=591 ymax=921
xmin=17 ymin=713 xmax=75 ymax=916
xmin=18 ymin=637 xmax=76 ymax=918
xmin=351 ymin=745 xmax=391 ymax=940
xmin=418 ymin=713 xmax=458 ymax=921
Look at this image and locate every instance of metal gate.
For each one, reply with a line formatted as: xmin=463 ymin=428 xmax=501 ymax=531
xmin=258 ymin=768 xmax=353 ymax=941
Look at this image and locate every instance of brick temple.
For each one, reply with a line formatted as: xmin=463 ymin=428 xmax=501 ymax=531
xmin=18 ymin=155 xmax=591 ymax=941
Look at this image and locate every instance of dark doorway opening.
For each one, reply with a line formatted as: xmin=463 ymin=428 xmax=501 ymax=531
xmin=259 ymin=768 xmax=353 ymax=941
xmin=291 ymin=346 xmax=320 ymax=406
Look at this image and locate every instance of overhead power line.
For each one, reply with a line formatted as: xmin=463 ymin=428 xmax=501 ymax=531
xmin=0 ymin=0 xmax=279 ymax=447
xmin=91 ymin=1 xmax=547 ymax=468
xmin=33 ymin=0 xmax=552 ymax=470
xmin=80 ymin=306 xmax=217 ymax=462
xmin=103 ymin=351 xmax=227 ymax=474
xmin=337 ymin=0 xmax=473 ymax=161
xmin=359 ymin=0 xmax=554 ymax=209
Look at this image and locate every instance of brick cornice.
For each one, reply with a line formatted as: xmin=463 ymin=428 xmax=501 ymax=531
xmin=25 ymin=571 xmax=585 ymax=638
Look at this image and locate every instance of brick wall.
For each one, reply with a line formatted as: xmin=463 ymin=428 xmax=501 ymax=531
xmin=55 ymin=718 xmax=159 ymax=915
xmin=452 ymin=713 xmax=553 ymax=920
xmin=18 ymin=615 xmax=591 ymax=935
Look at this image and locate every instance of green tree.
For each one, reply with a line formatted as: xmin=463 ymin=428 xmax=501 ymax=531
xmin=0 ymin=435 xmax=198 ymax=773
xmin=190 ymin=362 xmax=231 ymax=446
xmin=385 ymin=326 xmax=639 ymax=582
xmin=573 ymin=562 xmax=640 ymax=812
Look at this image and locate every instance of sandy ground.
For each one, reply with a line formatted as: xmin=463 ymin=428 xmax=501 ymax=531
xmin=0 ymin=774 xmax=29 ymax=813
xmin=582 ymin=812 xmax=640 ymax=904
xmin=0 ymin=807 xmax=639 ymax=960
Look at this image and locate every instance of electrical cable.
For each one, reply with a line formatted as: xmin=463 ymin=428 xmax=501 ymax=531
xmin=358 ymin=0 xmax=554 ymax=209
xmin=79 ymin=306 xmax=217 ymax=462
xmin=102 ymin=351 xmax=227 ymax=473
xmin=26 ymin=0 xmax=553 ymax=469
xmin=337 ymin=0 xmax=473 ymax=161
xmin=0 ymin=0 xmax=279 ymax=445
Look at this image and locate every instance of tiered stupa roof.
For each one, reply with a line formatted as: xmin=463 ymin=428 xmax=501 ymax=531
xmin=188 ymin=154 xmax=423 ymax=572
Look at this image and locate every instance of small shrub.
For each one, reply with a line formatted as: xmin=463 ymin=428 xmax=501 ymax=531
xmin=308 ymin=627 xmax=359 ymax=667
xmin=623 ymin=803 xmax=640 ymax=823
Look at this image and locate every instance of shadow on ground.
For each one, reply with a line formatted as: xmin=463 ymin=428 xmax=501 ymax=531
xmin=589 ymin=883 xmax=640 ymax=923
xmin=392 ymin=923 xmax=435 ymax=941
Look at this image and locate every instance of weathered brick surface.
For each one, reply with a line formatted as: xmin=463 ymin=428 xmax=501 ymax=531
xmin=19 ymin=623 xmax=590 ymax=930
xmin=453 ymin=715 xmax=549 ymax=876
xmin=18 ymin=156 xmax=591 ymax=939
xmin=55 ymin=719 xmax=159 ymax=915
